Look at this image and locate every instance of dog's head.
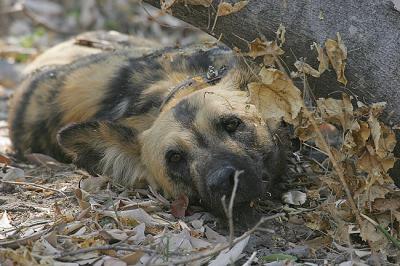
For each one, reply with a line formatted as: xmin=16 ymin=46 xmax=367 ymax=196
xmin=58 ymin=70 xmax=288 ymax=214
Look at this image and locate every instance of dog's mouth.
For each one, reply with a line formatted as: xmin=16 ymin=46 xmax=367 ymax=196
xmin=199 ymin=169 xmax=264 ymax=215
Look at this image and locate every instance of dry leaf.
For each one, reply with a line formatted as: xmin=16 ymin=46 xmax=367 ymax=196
xmin=1 ymin=167 xmax=25 ymax=181
xmin=217 ymin=1 xmax=248 ymax=16
xmin=0 ymin=154 xmax=11 ymax=165
xmin=294 ymin=60 xmax=321 ymax=77
xmin=373 ymin=198 xmax=400 ymax=212
xmin=376 ymin=124 xmax=396 ymax=159
xmin=0 ymin=211 xmax=13 ymax=239
xmin=121 ymin=251 xmax=144 ymax=265
xmin=171 ymin=194 xmax=189 ymax=218
xmin=303 ymin=212 xmax=330 ymax=231
xmin=208 ymin=235 xmax=250 ymax=266
xmin=204 ymin=225 xmax=227 ymax=244
xmin=100 ymin=256 xmax=128 ymax=266
xmin=25 ymin=153 xmax=62 ymax=169
xmin=362 ymin=184 xmax=391 ymax=204
xmin=79 ymin=176 xmax=110 ymax=193
xmin=187 ymin=0 xmax=213 ymax=6
xmin=162 ymin=0 xmax=213 ymax=10
xmin=160 ymin=0 xmax=177 ymax=10
xmin=276 ymin=24 xmax=286 ymax=47
xmin=359 ymin=219 xmax=389 ymax=251
xmin=370 ymin=102 xmax=386 ymax=116
xmin=312 ymin=42 xmax=329 ymax=74
xmin=246 ymin=38 xmax=284 ymax=59
xmin=325 ymin=33 xmax=348 ymax=85
xmin=32 ymin=239 xmax=60 ymax=256
xmin=101 ymin=208 xmax=157 ymax=226
xmin=282 ymin=190 xmax=307 ymax=205
xmin=75 ymin=188 xmax=91 ymax=210
xmin=248 ymin=67 xmax=303 ymax=123
xmin=305 ymin=236 xmax=332 ymax=250
xmin=317 ymin=93 xmax=353 ymax=131
xmin=294 ymin=116 xmax=315 ymax=142
xmin=343 ymin=121 xmax=370 ymax=155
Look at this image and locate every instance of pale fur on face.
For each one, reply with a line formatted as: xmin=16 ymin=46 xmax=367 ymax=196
xmin=99 ymin=146 xmax=151 ymax=188
xmin=139 ymin=71 xmax=272 ymax=198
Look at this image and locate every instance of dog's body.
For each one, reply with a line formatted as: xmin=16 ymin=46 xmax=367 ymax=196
xmin=9 ymin=32 xmax=288 ymax=213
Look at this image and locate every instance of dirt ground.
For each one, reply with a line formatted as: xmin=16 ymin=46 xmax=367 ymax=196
xmin=1 ymin=1 xmax=399 ymax=265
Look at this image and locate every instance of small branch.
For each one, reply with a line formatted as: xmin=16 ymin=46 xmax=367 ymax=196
xmin=360 ymin=213 xmax=400 ymax=249
xmin=153 ymin=213 xmax=285 ymax=266
xmin=242 ymin=251 xmax=257 ymax=266
xmin=0 ymin=180 xmax=67 ymax=197
xmin=139 ymin=2 xmax=194 ymax=30
xmin=302 ymin=107 xmax=363 ymax=227
xmin=0 ymin=226 xmax=54 ymax=248
xmin=221 ymin=170 xmax=242 ymax=247
xmin=20 ymin=4 xmax=74 ymax=34
xmin=108 ymin=190 xmax=124 ymax=229
xmin=211 ymin=0 xmax=223 ymax=33
xmin=273 ymin=54 xmax=364 ymax=231
xmin=56 ymin=245 xmax=157 ymax=259
xmin=0 ymin=219 xmax=51 ymax=235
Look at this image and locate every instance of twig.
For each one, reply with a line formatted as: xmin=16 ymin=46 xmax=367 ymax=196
xmin=148 ymin=185 xmax=171 ymax=207
xmin=0 ymin=46 xmax=37 ymax=56
xmin=302 ymin=142 xmax=329 ymax=156
xmin=56 ymin=245 xmax=158 ymax=259
xmin=0 ymin=180 xmax=67 ymax=197
xmin=153 ymin=213 xmax=285 ymax=266
xmin=360 ymin=213 xmax=400 ymax=249
xmin=0 ymin=225 xmax=54 ymax=248
xmin=242 ymin=251 xmax=257 ymax=266
xmin=0 ymin=219 xmax=51 ymax=234
xmin=20 ymin=5 xmax=74 ymax=34
xmin=108 ymin=190 xmax=123 ymax=229
xmin=221 ymin=170 xmax=243 ymax=247
xmin=139 ymin=2 xmax=194 ymax=30
xmin=273 ymin=55 xmax=364 ymax=230
xmin=211 ymin=0 xmax=223 ymax=33
xmin=302 ymin=107 xmax=363 ymax=227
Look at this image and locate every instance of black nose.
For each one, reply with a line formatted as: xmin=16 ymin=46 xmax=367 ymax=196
xmin=206 ymin=166 xmax=237 ymax=193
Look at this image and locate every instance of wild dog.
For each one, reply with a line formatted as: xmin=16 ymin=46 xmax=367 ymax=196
xmin=8 ymin=34 xmax=288 ymax=214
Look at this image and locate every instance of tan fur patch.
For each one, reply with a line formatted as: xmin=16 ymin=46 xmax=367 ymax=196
xmin=58 ymin=56 xmax=125 ymax=124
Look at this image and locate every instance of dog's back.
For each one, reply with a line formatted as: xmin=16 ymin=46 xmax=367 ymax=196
xmin=8 ymin=34 xmax=234 ymax=161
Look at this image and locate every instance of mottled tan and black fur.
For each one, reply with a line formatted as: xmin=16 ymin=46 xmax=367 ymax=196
xmin=9 ymin=34 xmax=288 ymax=213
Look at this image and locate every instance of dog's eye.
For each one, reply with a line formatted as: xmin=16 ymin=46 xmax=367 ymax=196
xmin=222 ymin=117 xmax=242 ymax=133
xmin=167 ymin=151 xmax=183 ymax=163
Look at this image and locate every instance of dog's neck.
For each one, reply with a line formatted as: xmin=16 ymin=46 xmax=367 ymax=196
xmin=159 ymin=65 xmax=229 ymax=112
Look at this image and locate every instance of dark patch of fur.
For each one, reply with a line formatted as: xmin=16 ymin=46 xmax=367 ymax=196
xmin=165 ymin=150 xmax=192 ymax=186
xmin=11 ymin=69 xmax=59 ymax=156
xmin=172 ymin=99 xmax=198 ymax=129
xmin=125 ymin=90 xmax=164 ymax=117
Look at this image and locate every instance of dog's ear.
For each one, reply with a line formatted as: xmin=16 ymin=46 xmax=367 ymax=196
xmin=57 ymin=121 xmax=146 ymax=184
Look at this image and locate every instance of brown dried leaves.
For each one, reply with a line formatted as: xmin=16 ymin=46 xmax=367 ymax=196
xmin=217 ymin=1 xmax=248 ymax=16
xmin=161 ymin=0 xmax=213 ymax=11
xmin=246 ymin=28 xmax=398 ymax=252
xmin=245 ymin=38 xmax=284 ymax=66
xmin=187 ymin=0 xmax=214 ymax=6
xmin=161 ymin=0 xmax=248 ymax=16
xmin=313 ymin=42 xmax=329 ymax=74
xmin=248 ymin=67 xmax=303 ymax=124
xmin=325 ymin=33 xmax=348 ymax=85
xmin=294 ymin=34 xmax=347 ymax=84
xmin=301 ymin=94 xmax=397 ymax=251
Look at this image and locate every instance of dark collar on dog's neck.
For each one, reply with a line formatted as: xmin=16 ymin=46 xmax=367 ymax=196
xmin=159 ymin=65 xmax=228 ymax=112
